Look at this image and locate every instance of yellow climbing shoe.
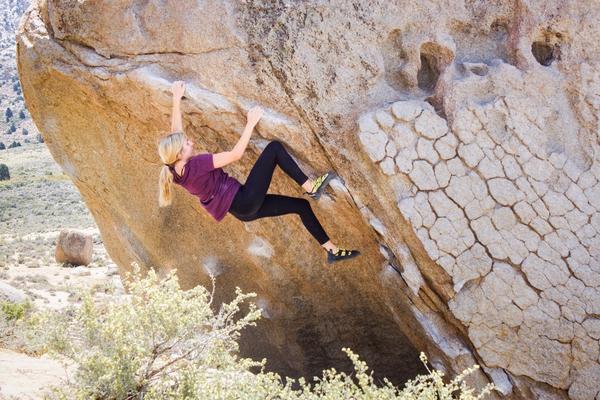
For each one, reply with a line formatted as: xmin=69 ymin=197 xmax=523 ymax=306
xmin=304 ymin=170 xmax=336 ymax=200
xmin=327 ymin=248 xmax=361 ymax=264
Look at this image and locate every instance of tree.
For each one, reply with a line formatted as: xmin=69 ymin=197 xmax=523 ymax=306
xmin=0 ymin=163 xmax=9 ymax=180
xmin=5 ymin=107 xmax=12 ymax=122
xmin=19 ymin=110 xmax=25 ymax=119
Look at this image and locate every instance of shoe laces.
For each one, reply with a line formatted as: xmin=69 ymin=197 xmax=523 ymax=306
xmin=311 ymin=173 xmax=329 ymax=192
xmin=332 ymin=248 xmax=352 ymax=256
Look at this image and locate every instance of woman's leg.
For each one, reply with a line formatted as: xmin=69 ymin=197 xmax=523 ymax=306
xmin=234 ymin=140 xmax=310 ymax=215
xmin=248 ymin=194 xmax=331 ymax=246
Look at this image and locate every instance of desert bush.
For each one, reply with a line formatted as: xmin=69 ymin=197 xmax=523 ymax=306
xmin=24 ymin=262 xmax=264 ymax=399
xmin=0 ymin=300 xmax=31 ymax=321
xmin=23 ymin=262 xmax=497 ymax=400
xmin=0 ymin=299 xmax=34 ymax=350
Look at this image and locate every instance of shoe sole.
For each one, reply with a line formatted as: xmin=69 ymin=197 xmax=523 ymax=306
xmin=311 ymin=171 xmax=337 ymax=200
xmin=327 ymin=252 xmax=361 ymax=264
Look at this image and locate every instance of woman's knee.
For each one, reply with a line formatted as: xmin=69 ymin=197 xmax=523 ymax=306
xmin=285 ymin=197 xmax=310 ymax=215
xmin=297 ymin=198 xmax=312 ymax=212
xmin=266 ymin=139 xmax=283 ymax=151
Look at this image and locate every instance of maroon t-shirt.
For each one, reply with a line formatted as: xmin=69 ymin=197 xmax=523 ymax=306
xmin=169 ymin=153 xmax=241 ymax=222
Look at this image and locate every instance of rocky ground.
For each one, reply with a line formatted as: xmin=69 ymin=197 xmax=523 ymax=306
xmin=0 ymin=142 xmax=124 ymax=399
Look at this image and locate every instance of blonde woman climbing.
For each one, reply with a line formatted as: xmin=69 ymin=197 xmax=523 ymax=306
xmin=157 ymin=81 xmax=360 ymax=263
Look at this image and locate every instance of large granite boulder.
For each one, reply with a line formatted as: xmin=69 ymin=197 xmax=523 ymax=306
xmin=16 ymin=1 xmax=600 ymax=398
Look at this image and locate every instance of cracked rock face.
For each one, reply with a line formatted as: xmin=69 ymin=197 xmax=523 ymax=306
xmin=17 ymin=0 xmax=600 ymax=398
xmin=364 ymin=59 xmax=600 ymax=396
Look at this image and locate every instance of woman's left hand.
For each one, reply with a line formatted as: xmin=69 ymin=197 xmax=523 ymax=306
xmin=247 ymin=106 xmax=263 ymax=126
xmin=171 ymin=81 xmax=186 ymax=99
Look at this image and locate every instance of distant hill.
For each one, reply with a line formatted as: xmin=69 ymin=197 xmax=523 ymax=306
xmin=1 ymin=0 xmax=38 ymax=150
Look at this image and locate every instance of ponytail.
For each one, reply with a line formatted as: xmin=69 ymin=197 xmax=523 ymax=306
xmin=158 ymin=165 xmax=175 ymax=207
xmin=157 ymin=132 xmax=185 ymax=207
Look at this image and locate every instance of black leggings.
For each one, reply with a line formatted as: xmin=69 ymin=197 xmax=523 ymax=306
xmin=228 ymin=140 xmax=330 ymax=245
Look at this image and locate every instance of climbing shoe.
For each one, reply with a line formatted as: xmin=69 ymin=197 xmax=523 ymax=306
xmin=327 ymin=248 xmax=361 ymax=264
xmin=304 ymin=171 xmax=337 ymax=200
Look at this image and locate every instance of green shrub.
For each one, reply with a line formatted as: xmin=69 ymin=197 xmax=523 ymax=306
xmin=0 ymin=300 xmax=31 ymax=321
xmin=24 ymin=262 xmax=497 ymax=400
xmin=0 ymin=299 xmax=34 ymax=351
xmin=25 ymin=262 xmax=264 ymax=399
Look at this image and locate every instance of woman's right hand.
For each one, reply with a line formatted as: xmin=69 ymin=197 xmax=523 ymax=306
xmin=247 ymin=106 xmax=263 ymax=126
xmin=171 ymin=81 xmax=185 ymax=100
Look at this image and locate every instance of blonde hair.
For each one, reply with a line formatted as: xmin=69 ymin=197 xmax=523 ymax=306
xmin=157 ymin=131 xmax=185 ymax=207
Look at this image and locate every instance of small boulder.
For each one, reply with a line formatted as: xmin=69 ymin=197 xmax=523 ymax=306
xmin=0 ymin=281 xmax=28 ymax=304
xmin=55 ymin=229 xmax=93 ymax=266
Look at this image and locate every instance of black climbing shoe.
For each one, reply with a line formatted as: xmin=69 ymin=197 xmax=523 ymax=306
xmin=327 ymin=248 xmax=361 ymax=264
xmin=304 ymin=171 xmax=337 ymax=200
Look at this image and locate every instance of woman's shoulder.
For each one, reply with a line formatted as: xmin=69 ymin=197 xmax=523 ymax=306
xmin=190 ymin=153 xmax=216 ymax=172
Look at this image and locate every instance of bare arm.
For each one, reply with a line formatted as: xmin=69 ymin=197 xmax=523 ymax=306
xmin=231 ymin=106 xmax=263 ymax=159
xmin=170 ymin=81 xmax=185 ymax=133
xmin=170 ymin=97 xmax=183 ymax=133
xmin=213 ymin=151 xmax=239 ymax=168
xmin=231 ymin=121 xmax=256 ymax=159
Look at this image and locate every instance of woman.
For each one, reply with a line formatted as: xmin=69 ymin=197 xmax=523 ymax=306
xmin=157 ymin=81 xmax=360 ymax=264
